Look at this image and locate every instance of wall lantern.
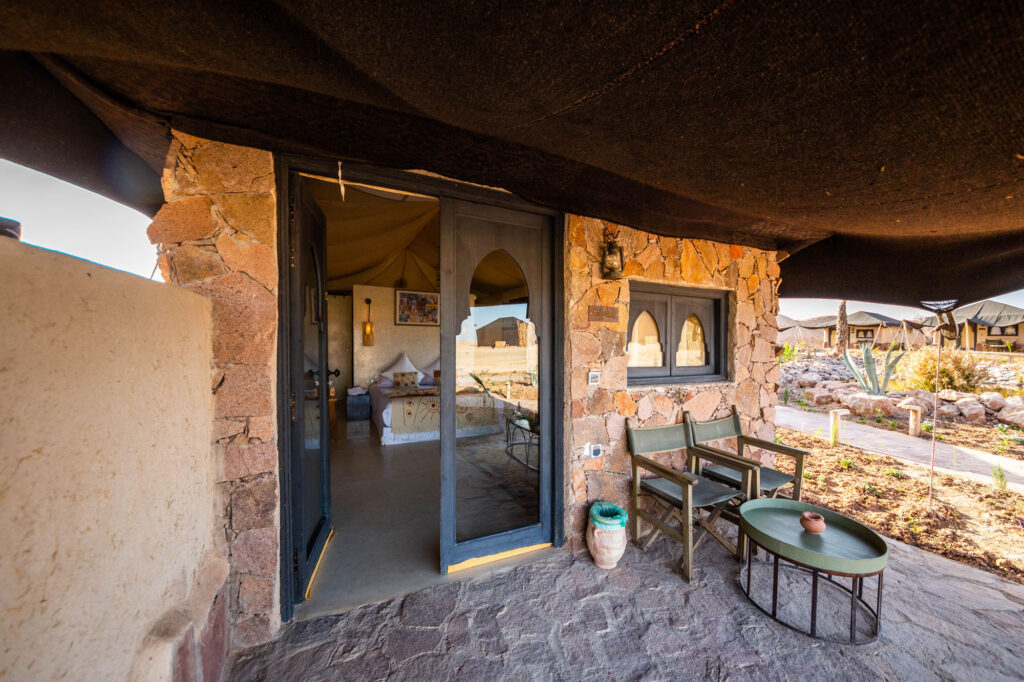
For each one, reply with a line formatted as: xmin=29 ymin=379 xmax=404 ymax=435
xmin=362 ymin=298 xmax=375 ymax=346
xmin=601 ymin=238 xmax=624 ymax=279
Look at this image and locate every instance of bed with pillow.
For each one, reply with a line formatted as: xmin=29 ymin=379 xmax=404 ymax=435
xmin=369 ymin=353 xmax=503 ymax=445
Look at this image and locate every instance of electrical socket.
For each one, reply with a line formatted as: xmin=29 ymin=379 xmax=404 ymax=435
xmin=588 ymin=371 xmax=600 ymax=386
xmin=586 ymin=443 xmax=603 ymax=459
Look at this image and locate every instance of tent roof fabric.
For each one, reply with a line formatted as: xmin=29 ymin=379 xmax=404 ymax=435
xmin=796 ymin=311 xmax=901 ymax=329
xmin=2 ymin=2 xmax=1023 ymax=304
xmin=775 ymin=315 xmax=799 ymax=331
xmin=921 ymin=300 xmax=1024 ymax=328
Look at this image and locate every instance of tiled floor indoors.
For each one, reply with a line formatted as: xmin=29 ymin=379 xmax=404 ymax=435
xmin=296 ymin=419 xmax=540 ymax=619
xmin=239 ymin=521 xmax=1024 ymax=681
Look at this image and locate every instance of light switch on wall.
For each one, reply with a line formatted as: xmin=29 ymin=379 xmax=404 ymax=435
xmin=588 ymin=371 xmax=600 ymax=386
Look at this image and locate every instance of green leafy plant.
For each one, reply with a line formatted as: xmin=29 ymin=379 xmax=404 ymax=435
xmin=843 ymin=342 xmax=905 ymax=395
xmin=802 ymin=471 xmax=814 ymax=480
xmin=902 ymin=347 xmax=985 ymax=393
xmin=886 ymin=468 xmax=903 ymax=479
xmin=780 ymin=342 xmax=798 ymax=364
xmin=782 ymin=387 xmax=790 ymax=404
xmin=816 ymin=474 xmax=826 ymax=489
xmin=528 ymin=370 xmax=538 ymax=387
xmin=839 ymin=457 xmax=855 ymax=470
xmin=922 ymin=422 xmax=934 ymax=432
xmin=858 ymin=417 xmax=867 ymax=424
xmin=773 ymin=433 xmax=784 ymax=445
xmin=992 ymin=464 xmax=1007 ymax=491
xmin=796 ymin=397 xmax=810 ymax=408
xmin=861 ymin=483 xmax=881 ymax=497
xmin=1007 ymin=340 xmax=1014 ymax=353
xmin=996 ymin=424 xmax=1009 ymax=433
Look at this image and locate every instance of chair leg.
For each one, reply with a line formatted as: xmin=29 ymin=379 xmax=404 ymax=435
xmin=680 ymin=496 xmax=694 ymax=581
xmin=640 ymin=506 xmax=675 ymax=551
xmin=693 ymin=502 xmax=738 ymax=556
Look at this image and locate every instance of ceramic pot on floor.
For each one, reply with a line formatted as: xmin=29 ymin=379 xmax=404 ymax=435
xmin=587 ymin=501 xmax=628 ymax=569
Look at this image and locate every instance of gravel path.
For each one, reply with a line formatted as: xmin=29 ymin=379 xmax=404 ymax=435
xmin=777 ymin=406 xmax=1024 ymax=494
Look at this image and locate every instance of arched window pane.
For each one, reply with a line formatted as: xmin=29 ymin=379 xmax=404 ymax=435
xmin=676 ymin=314 xmax=707 ymax=366
xmin=627 ymin=310 xmax=663 ymax=367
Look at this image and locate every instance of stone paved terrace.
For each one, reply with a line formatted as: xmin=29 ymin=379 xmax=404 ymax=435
xmin=227 ymin=537 xmax=1024 ymax=681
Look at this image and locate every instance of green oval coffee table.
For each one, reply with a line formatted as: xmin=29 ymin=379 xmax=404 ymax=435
xmin=738 ymin=498 xmax=889 ymax=644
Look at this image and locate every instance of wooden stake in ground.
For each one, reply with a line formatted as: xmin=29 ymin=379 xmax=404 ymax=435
xmin=928 ymin=334 xmax=942 ymax=508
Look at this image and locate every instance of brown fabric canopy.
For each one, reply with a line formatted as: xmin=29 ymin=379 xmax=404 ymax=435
xmin=2 ymin=2 xmax=1022 ymax=304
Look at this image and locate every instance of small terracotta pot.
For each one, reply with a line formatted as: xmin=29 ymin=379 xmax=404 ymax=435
xmin=586 ymin=522 xmax=627 ymax=569
xmin=800 ymin=511 xmax=826 ymax=534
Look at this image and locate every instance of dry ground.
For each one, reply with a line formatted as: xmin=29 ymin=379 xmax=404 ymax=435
xmin=775 ymin=427 xmax=1024 ymax=585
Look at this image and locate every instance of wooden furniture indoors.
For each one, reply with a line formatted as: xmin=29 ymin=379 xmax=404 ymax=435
xmin=626 ymin=423 xmax=759 ymax=580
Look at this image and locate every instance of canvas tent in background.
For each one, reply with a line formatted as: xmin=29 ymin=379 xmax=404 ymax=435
xmin=920 ymin=300 xmax=1024 ymax=350
xmin=2 ymin=2 xmax=1023 ymax=304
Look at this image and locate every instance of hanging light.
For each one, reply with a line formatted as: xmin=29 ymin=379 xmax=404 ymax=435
xmin=601 ymin=237 xmax=624 ymax=279
xmin=362 ymin=298 xmax=375 ymax=346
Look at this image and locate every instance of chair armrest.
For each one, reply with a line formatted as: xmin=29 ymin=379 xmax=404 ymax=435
xmin=688 ymin=444 xmax=761 ymax=471
xmin=740 ymin=436 xmax=808 ymax=461
xmin=632 ymin=454 xmax=698 ymax=486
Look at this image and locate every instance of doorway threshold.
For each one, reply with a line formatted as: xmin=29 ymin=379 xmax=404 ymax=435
xmin=293 ymin=545 xmax=560 ymax=621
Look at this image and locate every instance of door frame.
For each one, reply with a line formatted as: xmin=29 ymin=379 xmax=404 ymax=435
xmin=275 ymin=154 xmax=566 ymax=621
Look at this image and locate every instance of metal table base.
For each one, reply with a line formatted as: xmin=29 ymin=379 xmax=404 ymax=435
xmin=739 ymin=540 xmax=883 ymax=645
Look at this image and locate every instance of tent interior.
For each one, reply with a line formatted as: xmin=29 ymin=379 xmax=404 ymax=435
xmin=299 ymin=176 xmax=542 ymax=617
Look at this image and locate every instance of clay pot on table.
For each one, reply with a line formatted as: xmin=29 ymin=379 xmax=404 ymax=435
xmin=800 ymin=511 xmax=826 ymax=534
xmin=587 ymin=501 xmax=628 ymax=569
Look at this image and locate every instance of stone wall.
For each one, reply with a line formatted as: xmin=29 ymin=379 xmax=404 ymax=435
xmin=563 ymin=216 xmax=780 ymax=550
xmin=151 ymin=131 xmax=281 ymax=648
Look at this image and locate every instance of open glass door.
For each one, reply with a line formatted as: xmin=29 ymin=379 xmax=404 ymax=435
xmin=289 ymin=173 xmax=332 ymax=600
xmin=440 ymin=199 xmax=553 ymax=571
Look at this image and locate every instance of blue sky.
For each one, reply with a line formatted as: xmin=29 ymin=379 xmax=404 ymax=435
xmin=3 ymin=159 xmax=1021 ymax=321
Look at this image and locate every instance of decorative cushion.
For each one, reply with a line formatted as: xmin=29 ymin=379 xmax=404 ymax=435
xmin=418 ymin=357 xmax=441 ymax=385
xmin=393 ymin=371 xmax=420 ymax=388
xmin=379 ymin=352 xmax=423 ymax=386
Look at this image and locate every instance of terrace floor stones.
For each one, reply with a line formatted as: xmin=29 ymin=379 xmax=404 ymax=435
xmin=228 ymin=527 xmax=1024 ymax=681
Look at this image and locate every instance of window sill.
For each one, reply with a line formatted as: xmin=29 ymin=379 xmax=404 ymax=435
xmin=627 ymin=375 xmax=730 ymax=389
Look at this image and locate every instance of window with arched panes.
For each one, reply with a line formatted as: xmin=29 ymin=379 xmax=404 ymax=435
xmin=626 ymin=283 xmax=727 ymax=384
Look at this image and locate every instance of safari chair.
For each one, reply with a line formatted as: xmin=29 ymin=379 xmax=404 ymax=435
xmin=626 ymin=423 xmax=760 ymax=580
xmin=684 ymin=406 xmax=807 ymax=503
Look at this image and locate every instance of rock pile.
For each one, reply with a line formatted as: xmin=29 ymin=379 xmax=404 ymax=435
xmin=779 ymin=358 xmax=1024 ymax=427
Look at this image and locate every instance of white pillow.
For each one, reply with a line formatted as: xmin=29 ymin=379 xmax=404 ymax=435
xmin=417 ymin=357 xmax=441 ymax=385
xmin=379 ymin=353 xmax=423 ymax=386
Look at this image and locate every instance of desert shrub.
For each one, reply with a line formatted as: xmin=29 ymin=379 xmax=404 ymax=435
xmin=901 ymin=347 xmax=986 ymax=393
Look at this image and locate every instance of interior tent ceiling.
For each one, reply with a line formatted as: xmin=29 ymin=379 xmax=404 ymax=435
xmin=2 ymin=2 xmax=1023 ymax=304
xmin=312 ymin=179 xmax=528 ymax=300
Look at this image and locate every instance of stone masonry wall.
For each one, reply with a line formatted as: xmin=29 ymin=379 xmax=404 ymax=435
xmin=150 ymin=131 xmax=281 ymax=648
xmin=564 ymin=216 xmax=780 ymax=551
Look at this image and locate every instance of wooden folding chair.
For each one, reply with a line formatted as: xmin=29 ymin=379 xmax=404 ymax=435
xmin=626 ymin=423 xmax=759 ymax=580
xmin=684 ymin=406 xmax=807 ymax=502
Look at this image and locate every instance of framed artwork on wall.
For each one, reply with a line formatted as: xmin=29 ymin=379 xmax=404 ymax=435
xmin=395 ymin=289 xmax=440 ymax=326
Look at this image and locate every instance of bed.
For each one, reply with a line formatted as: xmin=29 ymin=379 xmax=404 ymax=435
xmin=369 ymin=383 xmax=504 ymax=445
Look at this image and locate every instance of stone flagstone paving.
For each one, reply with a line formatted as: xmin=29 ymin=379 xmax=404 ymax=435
xmin=228 ymin=536 xmax=1024 ymax=681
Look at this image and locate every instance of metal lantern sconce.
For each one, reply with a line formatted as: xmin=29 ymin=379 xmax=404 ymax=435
xmin=362 ymin=298 xmax=375 ymax=346
xmin=601 ymin=237 xmax=624 ymax=279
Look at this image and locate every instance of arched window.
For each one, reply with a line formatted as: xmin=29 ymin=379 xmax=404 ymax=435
xmin=627 ymin=310 xmax=663 ymax=367
xmin=676 ymin=314 xmax=707 ymax=366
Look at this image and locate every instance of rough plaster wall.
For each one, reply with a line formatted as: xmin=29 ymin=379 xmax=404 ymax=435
xmin=151 ymin=131 xmax=280 ymax=648
xmin=0 ymin=240 xmax=222 ymax=681
xmin=562 ymin=216 xmax=781 ymax=550
xmin=327 ymin=294 xmax=353 ymax=390
xmin=352 ymin=284 xmax=440 ymax=386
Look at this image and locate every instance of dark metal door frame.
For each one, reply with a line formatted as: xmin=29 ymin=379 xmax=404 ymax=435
xmin=439 ymin=198 xmax=555 ymax=572
xmin=275 ymin=155 xmax=565 ymax=620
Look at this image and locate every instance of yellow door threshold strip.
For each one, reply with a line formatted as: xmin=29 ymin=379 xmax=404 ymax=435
xmin=304 ymin=528 xmax=335 ymax=601
xmin=446 ymin=543 xmax=552 ymax=574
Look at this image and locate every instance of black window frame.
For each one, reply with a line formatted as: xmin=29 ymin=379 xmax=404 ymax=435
xmin=855 ymin=328 xmax=874 ymax=340
xmin=626 ymin=282 xmax=728 ymax=385
xmin=989 ymin=324 xmax=1018 ymax=336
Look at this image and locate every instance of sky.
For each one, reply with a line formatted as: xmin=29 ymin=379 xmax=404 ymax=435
xmin=0 ymin=159 xmax=156 ymax=278
xmin=3 ymin=159 xmax=1022 ymax=322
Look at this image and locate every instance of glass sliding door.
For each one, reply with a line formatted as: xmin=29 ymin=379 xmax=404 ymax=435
xmin=439 ymin=199 xmax=553 ymax=571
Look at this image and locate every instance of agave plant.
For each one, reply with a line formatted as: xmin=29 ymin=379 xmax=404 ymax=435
xmin=843 ymin=342 xmax=905 ymax=395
